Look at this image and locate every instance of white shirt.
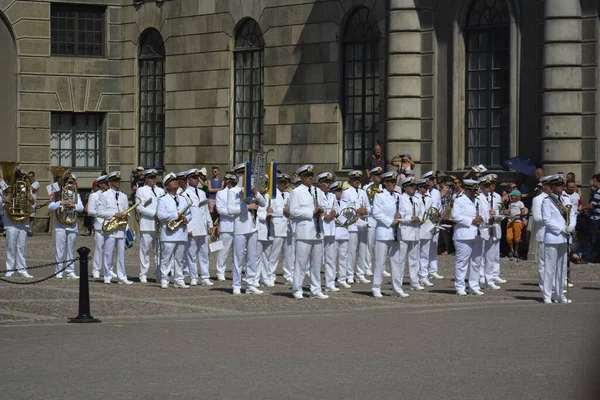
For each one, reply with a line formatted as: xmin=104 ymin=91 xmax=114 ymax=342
xmin=289 ymin=184 xmax=320 ymax=241
xmin=86 ymin=190 xmax=104 ymax=231
xmin=157 ymin=193 xmax=193 ymax=242
xmin=508 ymin=201 xmax=525 ymax=218
xmin=227 ymin=183 xmax=266 ymax=235
xmin=184 ymin=185 xmax=212 ymax=237
xmin=136 ymin=185 xmax=165 ymax=232
xmin=475 ymin=192 xmax=491 ymax=241
xmin=317 ymin=188 xmax=336 ymax=237
xmin=415 ymin=192 xmax=434 ymax=240
xmin=565 ymin=191 xmax=580 ymax=215
xmin=428 ymin=186 xmax=442 ymax=210
xmin=372 ymin=189 xmax=401 ymax=242
xmin=341 ymin=186 xmax=370 ymax=231
xmin=532 ymin=192 xmax=548 ymax=242
xmin=215 ymin=187 xmax=233 ymax=233
xmin=48 ymin=191 xmax=84 ymax=232
xmin=333 ymin=198 xmax=350 ymax=240
xmin=542 ymin=193 xmax=576 ymax=245
xmin=272 ymin=189 xmax=290 ymax=238
xmin=97 ymin=188 xmax=129 ymax=239
xmin=452 ymin=193 xmax=479 ymax=241
xmin=398 ymin=193 xmax=423 ymax=242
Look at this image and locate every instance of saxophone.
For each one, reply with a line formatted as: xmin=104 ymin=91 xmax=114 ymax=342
xmin=51 ymin=166 xmax=78 ymax=226
xmin=167 ymin=198 xmax=193 ymax=231
xmin=102 ymin=201 xmax=141 ymax=233
xmin=0 ymin=162 xmax=32 ymax=224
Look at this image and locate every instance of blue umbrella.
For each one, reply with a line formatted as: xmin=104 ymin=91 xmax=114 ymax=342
xmin=504 ymin=157 xmax=537 ymax=176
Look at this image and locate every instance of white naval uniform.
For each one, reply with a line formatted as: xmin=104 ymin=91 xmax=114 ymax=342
xmin=97 ymin=189 xmax=130 ymax=282
xmin=270 ymin=189 xmax=294 ymax=283
xmin=451 ymin=194 xmax=480 ymax=292
xmin=136 ymin=184 xmax=165 ymax=280
xmin=157 ymin=193 xmax=193 ymax=285
xmin=290 ymin=184 xmax=325 ymax=296
xmin=363 ymin=182 xmax=381 ymax=273
xmin=215 ymin=187 xmax=234 ymax=277
xmin=341 ymin=186 xmax=370 ymax=280
xmin=86 ymin=190 xmax=106 ymax=277
xmin=398 ymin=193 xmax=423 ymax=287
xmin=227 ymin=183 xmax=266 ymax=290
xmin=531 ymin=192 xmax=548 ymax=289
xmin=415 ymin=192 xmax=436 ymax=282
xmin=472 ymin=193 xmax=491 ymax=290
xmin=487 ymin=191 xmax=503 ymax=280
xmin=427 ymin=186 xmax=442 ymax=275
xmin=333 ymin=198 xmax=350 ymax=285
xmin=257 ymin=192 xmax=277 ymax=284
xmin=184 ymin=186 xmax=213 ymax=282
xmin=372 ymin=190 xmax=403 ymax=294
xmin=318 ymin=187 xmax=337 ymax=289
xmin=0 ymin=191 xmax=30 ymax=275
xmin=541 ymin=194 xmax=576 ymax=302
xmin=48 ymin=192 xmax=84 ymax=276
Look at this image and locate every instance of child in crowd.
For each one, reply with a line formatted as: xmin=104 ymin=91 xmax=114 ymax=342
xmin=505 ymin=190 xmax=526 ymax=259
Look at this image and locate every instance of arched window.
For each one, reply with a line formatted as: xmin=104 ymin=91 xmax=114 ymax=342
xmin=465 ymin=0 xmax=510 ymax=167
xmin=138 ymin=28 xmax=165 ymax=170
xmin=342 ymin=7 xmax=380 ymax=169
xmin=233 ymin=19 xmax=264 ymax=165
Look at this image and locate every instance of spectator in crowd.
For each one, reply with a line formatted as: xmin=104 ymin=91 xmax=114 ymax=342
xmin=535 ymin=167 xmax=544 ymax=180
xmin=207 ymin=166 xmax=224 ymax=218
xmin=565 ymin=180 xmax=581 ymax=213
xmin=388 ymin=151 xmax=415 ymax=181
xmin=580 ymin=173 xmax=600 ymax=263
xmin=505 ymin=190 xmax=526 ymax=260
xmin=130 ymin=166 xmax=145 ymax=202
xmin=365 ymin=144 xmax=385 ymax=178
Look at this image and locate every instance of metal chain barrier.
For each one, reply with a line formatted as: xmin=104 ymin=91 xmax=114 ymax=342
xmin=0 ymin=258 xmax=80 ymax=285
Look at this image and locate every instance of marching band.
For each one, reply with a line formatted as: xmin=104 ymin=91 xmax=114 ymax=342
xmin=0 ymin=161 xmax=585 ymax=304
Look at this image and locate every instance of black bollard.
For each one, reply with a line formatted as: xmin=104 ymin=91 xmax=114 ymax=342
xmin=69 ymin=247 xmax=101 ymax=323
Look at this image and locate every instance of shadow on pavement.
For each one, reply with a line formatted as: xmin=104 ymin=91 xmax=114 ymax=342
xmin=505 ymin=289 xmax=540 ymax=293
xmin=514 ymin=296 xmax=544 ymax=303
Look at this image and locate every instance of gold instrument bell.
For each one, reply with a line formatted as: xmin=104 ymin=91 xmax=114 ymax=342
xmin=0 ymin=161 xmax=32 ymax=223
xmin=51 ymin=166 xmax=78 ymax=226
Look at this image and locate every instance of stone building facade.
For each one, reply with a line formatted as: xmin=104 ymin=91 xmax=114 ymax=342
xmin=0 ymin=0 xmax=598 ymax=212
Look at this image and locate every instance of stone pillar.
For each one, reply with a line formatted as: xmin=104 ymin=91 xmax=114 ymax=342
xmin=386 ymin=0 xmax=423 ymax=174
xmin=540 ymin=0 xmax=583 ymax=177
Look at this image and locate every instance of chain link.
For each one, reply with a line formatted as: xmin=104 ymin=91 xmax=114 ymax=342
xmin=0 ymin=258 xmax=80 ymax=286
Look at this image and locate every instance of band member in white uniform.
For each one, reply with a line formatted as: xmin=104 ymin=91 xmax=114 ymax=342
xmin=136 ymin=169 xmax=165 ymax=283
xmin=421 ymin=171 xmax=441 ymax=278
xmin=415 ymin=179 xmax=435 ymax=287
xmin=372 ymin=172 xmax=409 ymax=298
xmin=157 ymin=172 xmax=193 ymax=289
xmin=290 ymin=165 xmax=329 ymax=300
xmin=316 ymin=172 xmax=338 ymax=292
xmin=0 ymin=168 xmax=34 ymax=278
xmin=88 ymin=175 xmax=112 ymax=279
xmin=215 ymin=173 xmax=236 ymax=281
xmin=48 ymin=172 xmax=84 ymax=279
xmin=451 ymin=179 xmax=484 ymax=295
xmin=176 ymin=171 xmax=187 ymax=195
xmin=342 ymin=170 xmax=371 ymax=284
xmin=398 ymin=177 xmax=423 ymax=291
xmin=531 ymin=176 xmax=551 ymax=290
xmin=541 ymin=174 xmax=576 ymax=304
xmin=272 ymin=174 xmax=295 ymax=284
xmin=363 ymin=167 xmax=383 ymax=276
xmin=471 ymin=179 xmax=492 ymax=293
xmin=257 ymin=175 xmax=276 ymax=287
xmin=477 ymin=175 xmax=501 ymax=290
xmin=228 ymin=163 xmax=266 ymax=295
xmin=330 ymin=181 xmax=352 ymax=289
xmin=97 ymin=171 xmax=133 ymax=285
xmin=485 ymin=175 xmax=506 ymax=284
xmin=184 ymin=168 xmax=214 ymax=286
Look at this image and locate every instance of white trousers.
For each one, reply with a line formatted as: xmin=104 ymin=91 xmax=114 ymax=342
xmin=277 ymin=233 xmax=295 ymax=282
xmin=373 ymin=240 xmax=403 ymax=293
xmin=543 ymin=243 xmax=566 ymax=301
xmin=186 ymin=235 xmax=210 ymax=280
xmin=161 ymin=241 xmax=185 ymax=285
xmin=418 ymin=238 xmax=439 ymax=280
xmin=292 ymin=239 xmax=323 ymax=295
xmin=139 ymin=231 xmax=159 ymax=279
xmin=538 ymin=242 xmax=545 ymax=289
xmin=482 ymin=239 xmax=496 ymax=285
xmin=399 ymin=240 xmax=420 ymax=287
xmin=323 ymin=236 xmax=337 ymax=288
xmin=257 ymin=239 xmax=272 ymax=283
xmin=269 ymin=236 xmax=284 ymax=279
xmin=92 ymin=230 xmax=105 ymax=275
xmin=336 ymin=240 xmax=349 ymax=284
xmin=5 ymin=226 xmax=27 ymax=273
xmin=491 ymin=239 xmax=501 ymax=278
xmin=104 ymin=236 xmax=126 ymax=281
xmin=232 ymin=232 xmax=259 ymax=289
xmin=454 ymin=239 xmax=478 ymax=291
xmin=469 ymin=237 xmax=484 ymax=290
xmin=216 ymin=232 xmax=234 ymax=275
xmin=55 ymin=229 xmax=76 ymax=275
xmin=347 ymin=228 xmax=368 ymax=278
xmin=367 ymin=226 xmax=376 ymax=269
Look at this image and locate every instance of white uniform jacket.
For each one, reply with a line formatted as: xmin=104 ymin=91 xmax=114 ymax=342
xmin=227 ymin=184 xmax=267 ymax=235
xmin=429 ymin=187 xmax=442 ymax=210
xmin=271 ymin=189 xmax=290 ymax=237
xmin=97 ymin=189 xmax=129 ymax=239
xmin=341 ymin=186 xmax=370 ymax=231
xmin=184 ymin=186 xmax=213 ymax=237
xmin=475 ymin=193 xmax=491 ymax=241
xmin=363 ymin=182 xmax=382 ymax=228
xmin=289 ymin=184 xmax=320 ymax=241
xmin=317 ymin=188 xmax=336 ymax=237
xmin=257 ymin=192 xmax=281 ymax=241
xmin=399 ymin=193 xmax=423 ymax=241
xmin=215 ymin=188 xmax=233 ymax=234
xmin=532 ymin=192 xmax=548 ymax=242
xmin=372 ymin=190 xmax=401 ymax=241
xmin=157 ymin=193 xmax=193 ymax=242
xmin=86 ymin=190 xmax=105 ymax=232
xmin=333 ymin=198 xmax=350 ymax=240
xmin=415 ymin=192 xmax=434 ymax=240
xmin=485 ymin=191 xmax=503 ymax=239
xmin=136 ymin=185 xmax=165 ymax=232
xmin=542 ymin=194 xmax=576 ymax=245
xmin=0 ymin=186 xmax=31 ymax=228
xmin=48 ymin=191 xmax=84 ymax=232
xmin=451 ymin=193 xmax=479 ymax=241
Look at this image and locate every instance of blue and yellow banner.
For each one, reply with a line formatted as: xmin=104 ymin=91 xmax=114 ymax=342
xmin=268 ymin=160 xmax=277 ymax=200
xmin=243 ymin=160 xmax=253 ymax=202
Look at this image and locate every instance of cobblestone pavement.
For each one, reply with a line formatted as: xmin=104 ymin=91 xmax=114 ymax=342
xmin=1 ymin=233 xmax=599 ymax=324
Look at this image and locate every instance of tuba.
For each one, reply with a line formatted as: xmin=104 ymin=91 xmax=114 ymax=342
xmin=51 ymin=166 xmax=78 ymax=226
xmin=0 ymin=162 xmax=32 ymax=223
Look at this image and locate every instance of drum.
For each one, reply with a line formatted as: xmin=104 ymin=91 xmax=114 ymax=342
xmin=125 ymin=226 xmax=136 ymax=249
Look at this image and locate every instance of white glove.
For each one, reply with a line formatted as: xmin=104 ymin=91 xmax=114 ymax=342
xmin=565 ymin=226 xmax=574 ymax=234
xmin=561 ymin=228 xmax=569 ymax=236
